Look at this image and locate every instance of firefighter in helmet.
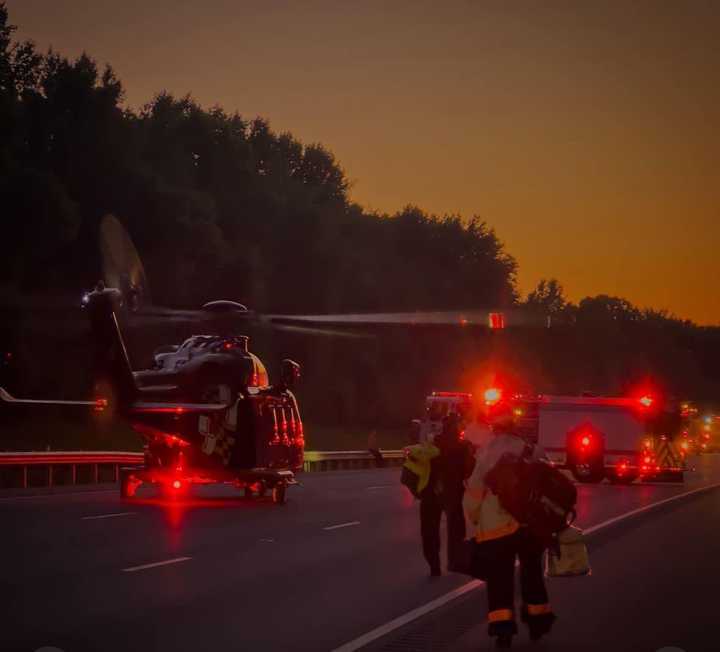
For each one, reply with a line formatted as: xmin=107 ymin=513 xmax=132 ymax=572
xmin=463 ymin=405 xmax=555 ymax=648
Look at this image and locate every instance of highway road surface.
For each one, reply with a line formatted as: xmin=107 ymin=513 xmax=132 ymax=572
xmin=2 ymin=455 xmax=720 ymax=652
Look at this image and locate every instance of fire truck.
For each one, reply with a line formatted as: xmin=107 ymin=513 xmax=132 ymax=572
xmin=412 ymin=391 xmax=474 ymax=443
xmin=414 ymin=388 xmax=687 ymax=484
xmin=520 ymin=394 xmax=686 ymax=484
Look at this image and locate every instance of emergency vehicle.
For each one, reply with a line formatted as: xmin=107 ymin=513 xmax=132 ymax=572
xmin=526 ymin=394 xmax=686 ymax=484
xmin=413 ymin=392 xmax=474 ymax=443
xmin=414 ymin=388 xmax=687 ymax=484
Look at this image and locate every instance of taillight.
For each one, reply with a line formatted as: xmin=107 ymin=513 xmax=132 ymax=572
xmin=271 ymin=410 xmax=280 ymax=444
xmin=484 ymin=387 xmax=502 ymax=405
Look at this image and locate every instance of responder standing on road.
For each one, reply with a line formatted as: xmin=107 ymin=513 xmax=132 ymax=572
xmin=420 ymin=412 xmax=475 ymax=576
xmin=463 ymin=410 xmax=556 ymax=648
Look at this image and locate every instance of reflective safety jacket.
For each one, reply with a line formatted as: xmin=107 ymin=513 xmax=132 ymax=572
xmin=404 ymin=443 xmax=440 ymax=495
xmin=463 ymin=432 xmax=541 ymax=543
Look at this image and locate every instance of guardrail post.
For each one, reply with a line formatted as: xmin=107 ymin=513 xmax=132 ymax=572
xmin=71 ymin=464 xmax=77 ymax=485
xmin=113 ymin=464 xmax=119 ymax=483
xmin=93 ymin=463 xmax=99 ymax=484
xmin=48 ymin=464 xmax=53 ymax=487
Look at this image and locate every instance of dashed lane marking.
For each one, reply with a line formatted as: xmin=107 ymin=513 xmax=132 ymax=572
xmin=81 ymin=512 xmax=135 ymax=520
xmin=323 ymin=521 xmax=361 ymax=531
xmin=122 ymin=556 xmax=192 ymax=573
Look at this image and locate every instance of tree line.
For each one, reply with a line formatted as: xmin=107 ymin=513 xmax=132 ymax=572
xmin=0 ymin=5 xmax=515 ymax=314
xmin=1 ymin=4 xmax=718 ymax=413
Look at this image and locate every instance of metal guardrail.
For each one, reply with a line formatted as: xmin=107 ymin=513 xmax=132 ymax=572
xmin=302 ymin=449 xmax=405 ymax=472
xmin=0 ymin=451 xmax=144 ymax=488
xmin=0 ymin=449 xmax=406 ymax=489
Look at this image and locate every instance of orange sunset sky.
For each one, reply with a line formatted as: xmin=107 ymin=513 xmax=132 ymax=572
xmin=7 ymin=1 xmax=720 ymax=324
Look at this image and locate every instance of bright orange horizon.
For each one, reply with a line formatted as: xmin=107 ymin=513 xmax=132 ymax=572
xmin=9 ymin=1 xmax=720 ymax=324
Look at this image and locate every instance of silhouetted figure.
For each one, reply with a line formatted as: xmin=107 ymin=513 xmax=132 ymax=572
xmin=420 ymin=413 xmax=474 ymax=576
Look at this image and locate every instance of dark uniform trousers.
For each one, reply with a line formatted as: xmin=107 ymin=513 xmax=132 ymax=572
xmin=484 ymin=528 xmax=554 ymax=636
xmin=420 ymin=489 xmax=466 ymax=571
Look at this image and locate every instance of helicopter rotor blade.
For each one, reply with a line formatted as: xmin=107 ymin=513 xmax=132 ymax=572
xmin=263 ymin=309 xmax=548 ymax=328
xmin=99 ymin=214 xmax=151 ymax=308
xmin=258 ymin=319 xmax=374 ymax=339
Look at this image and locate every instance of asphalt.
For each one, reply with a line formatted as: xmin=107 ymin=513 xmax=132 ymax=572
xmin=448 ymin=483 xmax=720 ymax=652
xmin=2 ymin=455 xmax=720 ymax=652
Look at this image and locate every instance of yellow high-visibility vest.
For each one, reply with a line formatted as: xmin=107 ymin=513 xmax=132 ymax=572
xmin=403 ymin=443 xmax=440 ymax=495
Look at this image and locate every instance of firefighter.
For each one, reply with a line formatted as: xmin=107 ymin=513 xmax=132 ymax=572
xmin=420 ymin=412 xmax=475 ymax=576
xmin=463 ymin=411 xmax=555 ymax=648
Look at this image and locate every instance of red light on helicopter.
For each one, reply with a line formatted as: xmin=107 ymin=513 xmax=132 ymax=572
xmin=484 ymin=387 xmax=502 ymax=405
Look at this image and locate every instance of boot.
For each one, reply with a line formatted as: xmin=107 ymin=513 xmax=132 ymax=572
xmin=521 ymin=607 xmax=556 ymax=641
xmin=489 ymin=620 xmax=517 ymax=648
xmin=495 ymin=633 xmax=513 ymax=648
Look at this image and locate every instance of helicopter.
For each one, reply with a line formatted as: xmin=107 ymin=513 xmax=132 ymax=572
xmin=2 ymin=277 xmax=306 ymax=503
xmin=0 ymin=215 xmax=546 ymax=503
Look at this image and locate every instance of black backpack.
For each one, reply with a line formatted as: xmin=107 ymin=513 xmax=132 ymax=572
xmin=484 ymin=453 xmax=577 ymax=546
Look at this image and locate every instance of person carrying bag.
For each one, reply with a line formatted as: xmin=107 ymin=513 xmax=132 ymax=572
xmin=461 ymin=412 xmax=560 ymax=649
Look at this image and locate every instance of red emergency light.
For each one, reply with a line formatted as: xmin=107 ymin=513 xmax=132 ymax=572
xmin=488 ymin=313 xmax=505 ymax=330
xmin=581 ymin=435 xmax=591 ymax=447
xmin=484 ymin=387 xmax=502 ymax=406
xmin=638 ymin=395 xmax=654 ymax=408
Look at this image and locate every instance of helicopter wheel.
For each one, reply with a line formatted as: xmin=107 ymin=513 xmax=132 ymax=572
xmin=272 ymin=484 xmax=286 ymax=505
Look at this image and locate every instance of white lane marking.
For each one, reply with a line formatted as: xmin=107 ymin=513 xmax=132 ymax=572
xmin=331 ymin=481 xmax=720 ymax=652
xmin=323 ymin=521 xmax=361 ymax=531
xmin=367 ymin=485 xmax=394 ymax=490
xmin=332 ymin=581 xmax=483 ymax=652
xmin=0 ymin=489 xmax=117 ymax=502
xmin=81 ymin=512 xmax=135 ymax=521
xmin=122 ymin=556 xmax=192 ymax=573
xmin=584 ymin=482 xmax=720 ymax=535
